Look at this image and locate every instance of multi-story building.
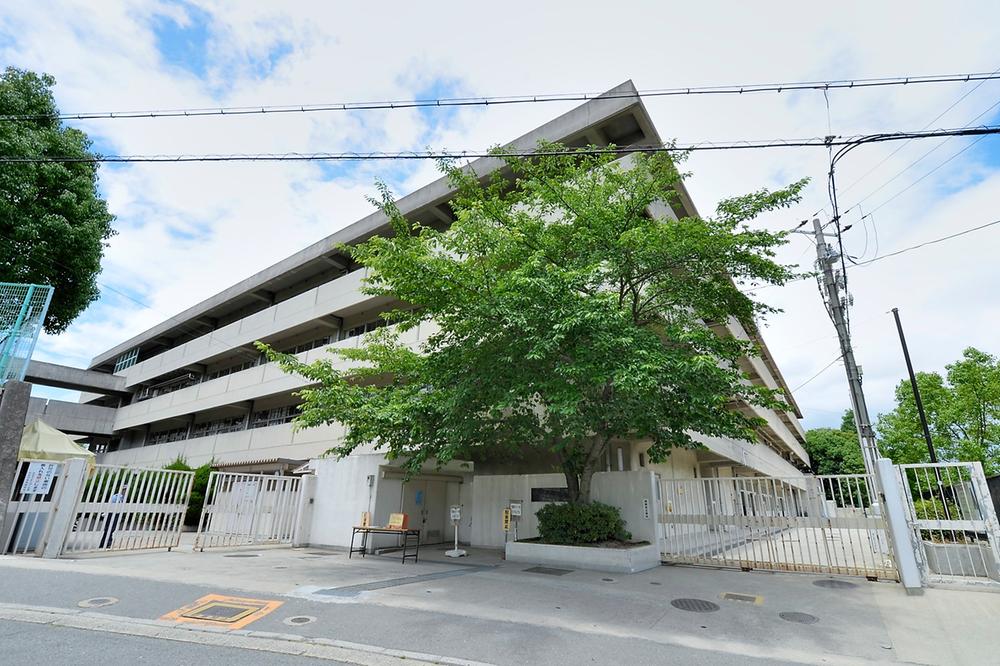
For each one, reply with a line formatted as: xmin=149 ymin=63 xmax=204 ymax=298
xmin=34 ymin=81 xmax=810 ymax=547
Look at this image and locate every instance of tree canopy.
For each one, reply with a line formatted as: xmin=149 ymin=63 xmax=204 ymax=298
xmin=0 ymin=67 xmax=115 ymax=333
xmin=803 ymin=409 xmax=865 ymax=475
xmin=877 ymin=347 xmax=1000 ymax=474
xmin=263 ymin=146 xmax=805 ymax=502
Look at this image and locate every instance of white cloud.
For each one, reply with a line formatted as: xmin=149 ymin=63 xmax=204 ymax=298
xmin=6 ymin=0 xmax=1000 ymax=428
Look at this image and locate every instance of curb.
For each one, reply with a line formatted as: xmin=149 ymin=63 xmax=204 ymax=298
xmin=0 ymin=602 xmax=492 ymax=666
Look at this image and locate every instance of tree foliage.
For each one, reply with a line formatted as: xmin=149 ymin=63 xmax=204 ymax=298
xmin=803 ymin=409 xmax=865 ymax=475
xmin=877 ymin=347 xmax=1000 ymax=474
xmin=0 ymin=67 xmax=115 ymax=333
xmin=263 ymin=145 xmax=805 ymax=502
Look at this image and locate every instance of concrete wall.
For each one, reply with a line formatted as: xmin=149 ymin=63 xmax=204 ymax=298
xmin=470 ymin=473 xmax=566 ymax=548
xmin=25 ymin=398 xmax=116 ymax=437
xmin=307 ymin=454 xmax=382 ymax=549
xmin=591 ymin=471 xmax=659 ymax=545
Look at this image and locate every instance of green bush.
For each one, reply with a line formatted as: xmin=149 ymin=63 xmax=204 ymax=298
xmin=912 ymin=496 xmax=961 ymax=521
xmin=164 ymin=457 xmax=214 ymax=526
xmin=536 ymin=502 xmax=631 ymax=545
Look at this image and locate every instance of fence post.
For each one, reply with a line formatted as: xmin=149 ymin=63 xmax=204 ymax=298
xmin=969 ymin=461 xmax=1000 ymax=578
xmin=874 ymin=457 xmax=923 ymax=594
xmin=292 ymin=475 xmax=316 ymax=547
xmin=41 ymin=457 xmax=87 ymax=558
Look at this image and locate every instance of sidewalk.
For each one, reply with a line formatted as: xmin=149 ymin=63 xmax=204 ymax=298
xmin=1 ymin=543 xmax=998 ymax=664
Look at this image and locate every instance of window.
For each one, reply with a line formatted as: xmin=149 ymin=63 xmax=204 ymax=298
xmin=113 ymin=347 xmax=139 ymax=373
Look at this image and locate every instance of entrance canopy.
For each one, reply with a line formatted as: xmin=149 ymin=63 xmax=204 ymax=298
xmin=19 ymin=418 xmax=95 ymax=471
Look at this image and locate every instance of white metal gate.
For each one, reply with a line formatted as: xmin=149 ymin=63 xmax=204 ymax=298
xmin=63 ymin=464 xmax=194 ymax=554
xmin=897 ymin=462 xmax=1000 ymax=585
xmin=195 ymin=472 xmax=302 ymax=550
xmin=658 ymin=474 xmax=897 ymax=579
xmin=2 ymin=459 xmax=64 ymax=555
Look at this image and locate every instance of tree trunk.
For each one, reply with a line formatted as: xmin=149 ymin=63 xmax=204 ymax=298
xmin=561 ymin=460 xmax=582 ymax=504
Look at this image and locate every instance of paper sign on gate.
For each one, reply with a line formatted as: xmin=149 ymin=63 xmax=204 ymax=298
xmin=21 ymin=462 xmax=58 ymax=495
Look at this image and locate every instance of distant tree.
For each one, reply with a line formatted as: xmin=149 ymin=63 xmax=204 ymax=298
xmin=263 ymin=145 xmax=806 ymax=503
xmin=0 ymin=67 xmax=115 ymax=333
xmin=877 ymin=347 xmax=1000 ymax=474
xmin=803 ymin=409 xmax=865 ymax=475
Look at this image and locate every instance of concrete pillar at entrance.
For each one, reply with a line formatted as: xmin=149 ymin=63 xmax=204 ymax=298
xmin=293 ymin=474 xmax=317 ymax=547
xmin=0 ymin=381 xmax=31 ymax=534
xmin=874 ymin=457 xmax=924 ymax=594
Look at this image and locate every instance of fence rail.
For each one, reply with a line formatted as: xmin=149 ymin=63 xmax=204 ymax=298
xmin=658 ymin=474 xmax=896 ymax=579
xmin=195 ymin=472 xmax=302 ymax=550
xmin=2 ymin=459 xmax=64 ymax=555
xmin=897 ymin=461 xmax=1000 ymax=583
xmin=63 ymin=464 xmax=193 ymax=554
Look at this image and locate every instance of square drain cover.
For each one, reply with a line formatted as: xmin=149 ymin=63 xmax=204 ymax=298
xmin=181 ymin=601 xmax=265 ymax=623
xmin=162 ymin=594 xmax=283 ymax=630
xmin=524 ymin=566 xmax=573 ymax=576
xmin=721 ymin=592 xmax=763 ymax=605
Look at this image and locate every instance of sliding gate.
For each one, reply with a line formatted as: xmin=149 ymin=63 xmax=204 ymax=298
xmin=658 ymin=474 xmax=897 ymax=579
xmin=195 ymin=472 xmax=303 ymax=550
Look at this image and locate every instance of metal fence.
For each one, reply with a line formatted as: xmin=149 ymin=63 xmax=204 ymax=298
xmin=0 ymin=283 xmax=54 ymax=385
xmin=897 ymin=462 xmax=1000 ymax=584
xmin=63 ymin=464 xmax=194 ymax=554
xmin=195 ymin=472 xmax=302 ymax=550
xmin=658 ymin=474 xmax=896 ymax=579
xmin=1 ymin=459 xmax=64 ymax=555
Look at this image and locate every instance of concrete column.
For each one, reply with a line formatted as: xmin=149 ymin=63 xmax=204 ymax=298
xmin=0 ymin=381 xmax=31 ymax=533
xmin=41 ymin=457 xmax=88 ymax=558
xmin=292 ymin=474 xmax=316 ymax=547
xmin=874 ymin=457 xmax=924 ymax=593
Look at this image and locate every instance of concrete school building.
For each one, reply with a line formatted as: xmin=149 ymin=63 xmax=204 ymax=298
xmin=65 ymin=81 xmax=811 ymax=549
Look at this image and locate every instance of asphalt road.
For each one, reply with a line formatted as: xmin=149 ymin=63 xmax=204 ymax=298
xmin=0 ymin=620 xmax=340 ymax=665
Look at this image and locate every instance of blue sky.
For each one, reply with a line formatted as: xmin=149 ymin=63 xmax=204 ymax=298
xmin=4 ymin=0 xmax=1000 ymax=430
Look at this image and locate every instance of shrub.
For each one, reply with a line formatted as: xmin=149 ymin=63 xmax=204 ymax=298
xmin=912 ymin=496 xmax=961 ymax=521
xmin=536 ymin=501 xmax=631 ymax=545
xmin=164 ymin=457 xmax=214 ymax=526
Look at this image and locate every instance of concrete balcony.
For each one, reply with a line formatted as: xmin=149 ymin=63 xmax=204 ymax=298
xmin=112 ymin=321 xmax=432 ymax=431
xmin=118 ymin=268 xmax=375 ymax=388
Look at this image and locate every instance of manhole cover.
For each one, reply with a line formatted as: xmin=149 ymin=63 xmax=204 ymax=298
xmin=181 ymin=600 xmax=267 ymax=623
xmin=223 ymin=553 xmax=261 ymax=558
xmin=524 ymin=566 xmax=573 ymax=576
xmin=306 ymin=551 xmax=337 ymax=556
xmin=671 ymin=598 xmax=720 ymax=613
xmin=780 ymin=611 xmax=819 ymax=624
xmin=78 ymin=597 xmax=118 ymax=608
xmin=649 ymin=581 xmax=662 ymax=586
xmin=813 ymin=579 xmax=857 ymax=590
xmin=273 ymin=565 xmax=288 ymax=569
xmin=601 ymin=578 xmax=615 ymax=582
xmin=283 ymin=615 xmax=317 ymax=626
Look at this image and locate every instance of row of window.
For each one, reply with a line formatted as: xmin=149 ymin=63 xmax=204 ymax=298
xmin=135 ymin=323 xmax=386 ymax=403
xmin=145 ymin=405 xmax=299 ymax=446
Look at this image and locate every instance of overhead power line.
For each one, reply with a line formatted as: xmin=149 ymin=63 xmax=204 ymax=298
xmin=3 ymin=124 xmax=1000 ymax=164
xmin=791 ymin=354 xmax=844 ymax=392
xmin=852 ymin=219 xmax=1000 ymax=267
xmin=4 ymin=71 xmax=1000 ymax=122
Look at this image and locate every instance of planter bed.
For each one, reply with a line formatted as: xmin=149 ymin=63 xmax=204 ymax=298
xmin=505 ymin=539 xmax=659 ymax=574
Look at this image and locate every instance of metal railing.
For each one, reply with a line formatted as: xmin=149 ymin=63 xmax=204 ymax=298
xmin=2 ymin=459 xmax=64 ymax=555
xmin=63 ymin=464 xmax=194 ymax=554
xmin=195 ymin=472 xmax=302 ymax=550
xmin=658 ymin=474 xmax=896 ymax=579
xmin=897 ymin=462 xmax=1000 ymax=584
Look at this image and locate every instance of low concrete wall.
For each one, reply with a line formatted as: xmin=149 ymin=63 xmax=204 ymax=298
xmin=591 ymin=470 xmax=658 ymax=545
xmin=505 ymin=541 xmax=660 ymax=574
xmin=923 ymin=541 xmax=1000 ymax=581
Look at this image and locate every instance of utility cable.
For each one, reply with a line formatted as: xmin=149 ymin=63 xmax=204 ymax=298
xmin=4 ymin=124 xmax=1000 ymax=164
xmin=791 ymin=354 xmax=844 ymax=392
xmin=5 ymin=71 xmax=1000 ymax=122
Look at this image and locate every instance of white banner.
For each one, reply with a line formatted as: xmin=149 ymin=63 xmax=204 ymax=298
xmin=21 ymin=461 xmax=58 ymax=495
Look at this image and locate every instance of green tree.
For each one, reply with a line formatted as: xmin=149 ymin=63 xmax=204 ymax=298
xmin=803 ymin=409 xmax=865 ymax=475
xmin=877 ymin=347 xmax=1000 ymax=474
xmin=0 ymin=67 xmax=115 ymax=333
xmin=263 ymin=146 xmax=805 ymax=503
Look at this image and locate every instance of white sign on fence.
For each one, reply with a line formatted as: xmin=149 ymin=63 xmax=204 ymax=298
xmin=20 ymin=462 xmax=58 ymax=495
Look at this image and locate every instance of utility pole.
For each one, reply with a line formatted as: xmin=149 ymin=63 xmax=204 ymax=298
xmin=811 ymin=219 xmax=882 ymax=478
xmin=891 ymin=307 xmax=952 ymax=519
xmin=890 ymin=307 xmax=937 ymax=462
